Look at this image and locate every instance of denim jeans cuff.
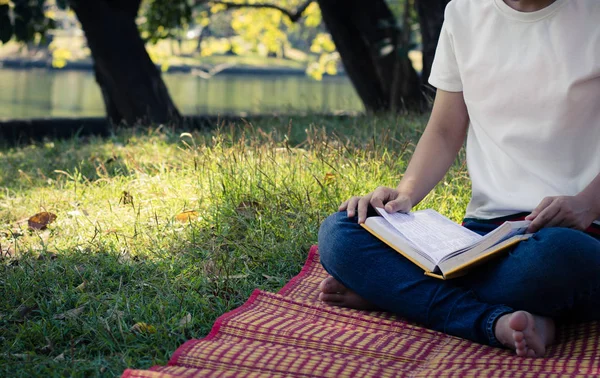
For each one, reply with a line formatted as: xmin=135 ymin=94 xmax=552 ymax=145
xmin=486 ymin=306 xmax=514 ymax=347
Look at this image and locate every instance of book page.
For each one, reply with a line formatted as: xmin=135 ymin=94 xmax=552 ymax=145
xmin=440 ymin=220 xmax=531 ymax=262
xmin=376 ymin=208 xmax=482 ymax=262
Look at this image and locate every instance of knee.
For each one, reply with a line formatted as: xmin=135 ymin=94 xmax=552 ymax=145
xmin=528 ymin=227 xmax=600 ymax=272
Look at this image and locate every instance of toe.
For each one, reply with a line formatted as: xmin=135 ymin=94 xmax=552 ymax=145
xmin=509 ymin=311 xmax=529 ymax=332
xmin=319 ymin=293 xmax=346 ymax=304
xmin=320 ymin=276 xmax=347 ymax=294
xmin=513 ymin=331 xmax=524 ymax=343
xmin=516 ymin=346 xmax=527 ymax=357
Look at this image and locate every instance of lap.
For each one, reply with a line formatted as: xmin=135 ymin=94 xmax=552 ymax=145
xmin=320 ymin=211 xmax=600 ymax=320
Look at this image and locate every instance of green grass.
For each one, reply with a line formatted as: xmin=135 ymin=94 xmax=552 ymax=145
xmin=0 ymin=114 xmax=471 ymax=377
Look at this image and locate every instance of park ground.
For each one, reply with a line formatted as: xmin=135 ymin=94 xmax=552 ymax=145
xmin=0 ymin=114 xmax=468 ymax=376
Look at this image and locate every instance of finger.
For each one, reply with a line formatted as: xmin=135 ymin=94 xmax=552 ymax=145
xmin=525 ymin=197 xmax=554 ymax=220
xmin=346 ymin=197 xmax=360 ymax=217
xmin=528 ymin=201 xmax=561 ymax=233
xmin=357 ymin=195 xmax=372 ymax=224
xmin=384 ymin=197 xmax=411 ymax=213
xmin=338 ymin=199 xmax=349 ymax=211
xmin=369 ymin=192 xmax=385 ymax=211
xmin=544 ymin=213 xmax=566 ymax=228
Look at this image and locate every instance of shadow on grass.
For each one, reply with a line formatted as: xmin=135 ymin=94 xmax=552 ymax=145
xmin=0 ymin=113 xmax=427 ymax=192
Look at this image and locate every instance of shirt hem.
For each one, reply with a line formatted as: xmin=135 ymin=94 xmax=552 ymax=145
xmin=428 ymin=77 xmax=463 ymax=92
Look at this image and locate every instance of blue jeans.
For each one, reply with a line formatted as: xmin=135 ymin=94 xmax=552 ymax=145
xmin=318 ymin=211 xmax=600 ymax=346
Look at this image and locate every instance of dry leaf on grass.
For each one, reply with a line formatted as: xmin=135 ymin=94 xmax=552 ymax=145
xmin=54 ymin=306 xmax=85 ymax=320
xmin=130 ymin=322 xmax=156 ymax=334
xmin=179 ymin=313 xmax=192 ymax=327
xmin=175 ymin=210 xmax=199 ymax=223
xmin=324 ymin=172 xmax=336 ymax=185
xmin=27 ymin=212 xmax=57 ymax=230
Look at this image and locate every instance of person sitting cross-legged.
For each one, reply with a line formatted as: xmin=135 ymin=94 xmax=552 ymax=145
xmin=317 ymin=0 xmax=600 ymax=358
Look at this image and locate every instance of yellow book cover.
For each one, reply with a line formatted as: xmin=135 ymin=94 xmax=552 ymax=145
xmin=361 ymin=208 xmax=532 ymax=280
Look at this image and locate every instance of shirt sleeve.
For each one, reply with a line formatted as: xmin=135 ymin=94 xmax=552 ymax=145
xmin=428 ymin=21 xmax=463 ymax=92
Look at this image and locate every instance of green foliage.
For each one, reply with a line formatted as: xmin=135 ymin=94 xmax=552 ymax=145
xmin=0 ymin=114 xmax=470 ymax=376
xmin=141 ymin=0 xmax=193 ymax=43
xmin=0 ymin=0 xmax=55 ymax=44
xmin=1 ymin=0 xmax=421 ymax=80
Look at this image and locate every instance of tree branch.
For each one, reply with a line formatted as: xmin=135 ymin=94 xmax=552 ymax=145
xmin=204 ymin=0 xmax=314 ymax=22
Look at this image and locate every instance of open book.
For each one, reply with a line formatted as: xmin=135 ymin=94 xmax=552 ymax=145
xmin=361 ymin=208 xmax=532 ymax=279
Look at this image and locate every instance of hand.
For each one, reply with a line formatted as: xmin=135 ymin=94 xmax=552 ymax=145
xmin=339 ymin=186 xmax=413 ymax=224
xmin=525 ymin=195 xmax=598 ymax=233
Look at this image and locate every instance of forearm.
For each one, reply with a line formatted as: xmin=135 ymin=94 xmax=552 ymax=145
xmin=397 ymin=90 xmax=469 ymax=206
xmin=577 ymin=173 xmax=600 ymax=219
xmin=398 ymin=126 xmax=465 ymax=205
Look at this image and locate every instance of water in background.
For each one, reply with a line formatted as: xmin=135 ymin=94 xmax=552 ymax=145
xmin=0 ymin=69 xmax=364 ymax=119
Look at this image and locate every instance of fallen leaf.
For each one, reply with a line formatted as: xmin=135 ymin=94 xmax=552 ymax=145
xmin=28 ymin=212 xmax=57 ymax=230
xmin=324 ymin=172 xmax=336 ymax=185
xmin=119 ymin=191 xmax=134 ymax=205
xmin=54 ymin=353 xmax=65 ymax=362
xmin=130 ymin=322 xmax=156 ymax=334
xmin=175 ymin=210 xmax=199 ymax=223
xmin=54 ymin=306 xmax=85 ymax=320
xmin=178 ymin=313 xmax=192 ymax=327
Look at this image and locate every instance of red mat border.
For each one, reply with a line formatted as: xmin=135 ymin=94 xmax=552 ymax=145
xmin=278 ymin=245 xmax=319 ymax=296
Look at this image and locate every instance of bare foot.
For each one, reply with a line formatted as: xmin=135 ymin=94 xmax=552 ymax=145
xmin=494 ymin=311 xmax=555 ymax=357
xmin=318 ymin=276 xmax=378 ymax=310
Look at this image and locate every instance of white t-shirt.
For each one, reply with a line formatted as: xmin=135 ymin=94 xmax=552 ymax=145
xmin=429 ymin=0 xmax=600 ymax=221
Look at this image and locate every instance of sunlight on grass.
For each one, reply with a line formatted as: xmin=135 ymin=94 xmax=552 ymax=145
xmin=0 ymin=114 xmax=470 ymax=375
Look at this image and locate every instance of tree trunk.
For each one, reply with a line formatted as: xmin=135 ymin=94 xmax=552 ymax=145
xmin=71 ymin=0 xmax=181 ymax=126
xmin=416 ymin=0 xmax=450 ymax=94
xmin=317 ymin=0 xmax=424 ymax=113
